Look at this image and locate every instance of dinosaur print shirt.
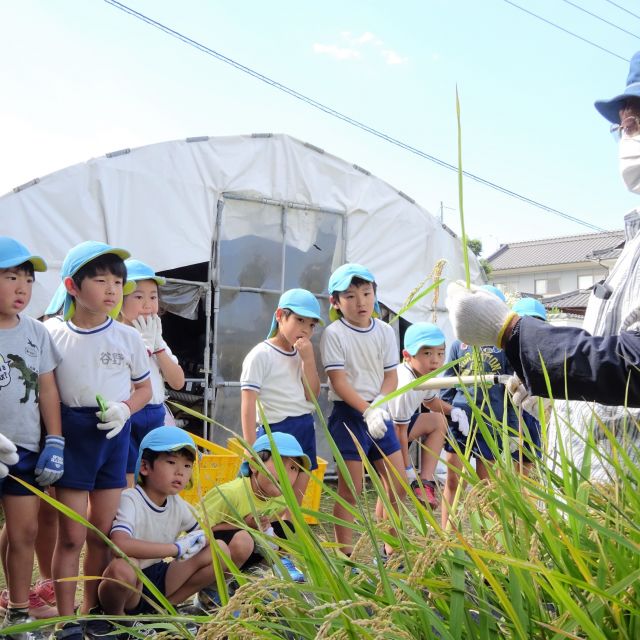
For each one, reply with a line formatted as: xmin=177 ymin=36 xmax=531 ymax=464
xmin=0 ymin=315 xmax=61 ymax=452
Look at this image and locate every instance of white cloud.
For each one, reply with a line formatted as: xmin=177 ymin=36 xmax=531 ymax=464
xmin=312 ymin=43 xmax=361 ymax=60
xmin=313 ymin=31 xmax=408 ymax=64
xmin=381 ymin=49 xmax=408 ymax=65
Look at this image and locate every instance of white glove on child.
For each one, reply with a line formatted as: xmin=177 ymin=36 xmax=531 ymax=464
xmin=151 ymin=314 xmax=167 ymax=353
xmin=446 ymin=281 xmax=516 ymax=347
xmin=450 ymin=407 xmax=470 ymax=437
xmin=506 ymin=375 xmax=549 ymax=416
xmin=96 ymin=401 xmax=131 ymax=439
xmin=0 ymin=434 xmax=19 ymax=478
xmin=174 ymin=529 xmax=206 ymax=560
xmin=132 ymin=315 xmax=156 ymax=353
xmin=362 ymin=395 xmax=390 ymax=440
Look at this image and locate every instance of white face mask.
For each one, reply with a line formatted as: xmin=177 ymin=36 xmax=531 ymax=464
xmin=619 ymin=135 xmax=640 ymax=193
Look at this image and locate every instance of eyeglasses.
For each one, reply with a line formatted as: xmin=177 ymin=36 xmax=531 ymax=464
xmin=610 ymin=115 xmax=640 ymax=140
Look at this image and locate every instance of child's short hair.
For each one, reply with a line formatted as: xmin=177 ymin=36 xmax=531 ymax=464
xmin=331 ymin=276 xmax=377 ymax=299
xmin=248 ymin=449 xmax=305 ymax=475
xmin=72 ymin=253 xmax=127 ymax=289
xmin=0 ymin=261 xmax=35 ymax=278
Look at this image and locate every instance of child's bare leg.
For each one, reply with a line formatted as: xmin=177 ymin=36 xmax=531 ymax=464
xmin=166 ymin=544 xmax=219 ymax=604
xmin=372 ymin=450 xmax=406 ymax=555
xmin=83 ymin=488 xmax=123 ymax=613
xmin=409 ymin=413 xmax=447 ymax=481
xmin=52 ymin=488 xmax=89 ymax=616
xmin=227 ymin=530 xmax=255 ymax=569
xmin=98 ymin=558 xmax=139 ymax=615
xmin=441 ymin=452 xmax=463 ymax=529
xmin=333 ymin=460 xmax=364 ymax=556
xmin=35 ymin=490 xmax=57 ymax=581
xmin=3 ymin=495 xmax=39 ymax=605
xmin=125 ymin=473 xmax=135 ymax=489
xmin=476 ymin=458 xmax=491 ymax=481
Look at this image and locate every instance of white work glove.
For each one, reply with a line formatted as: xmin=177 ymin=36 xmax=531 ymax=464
xmin=450 ymin=407 xmax=470 ymax=437
xmin=362 ymin=394 xmax=390 ymax=440
xmin=96 ymin=401 xmax=131 ymax=439
xmin=132 ymin=315 xmax=156 ymax=353
xmin=446 ymin=281 xmax=516 ymax=347
xmin=506 ymin=375 xmax=549 ymax=417
xmin=174 ymin=529 xmax=206 ymax=560
xmin=0 ymin=434 xmax=19 ymax=478
xmin=151 ymin=314 xmax=167 ymax=353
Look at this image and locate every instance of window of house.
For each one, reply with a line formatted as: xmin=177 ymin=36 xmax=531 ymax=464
xmin=578 ymin=273 xmax=595 ymax=289
xmin=535 ymin=277 xmax=560 ymax=295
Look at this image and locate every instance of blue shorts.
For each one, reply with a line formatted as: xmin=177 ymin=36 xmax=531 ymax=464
xmin=0 ymin=446 xmax=39 ymax=497
xmin=328 ymin=401 xmax=401 ymax=462
xmin=125 ymin=561 xmax=170 ymax=615
xmin=511 ymin=414 xmax=542 ymax=462
xmin=443 ymin=406 xmax=499 ymax=462
xmin=257 ymin=413 xmax=318 ymax=470
xmin=56 ymin=405 xmax=130 ymax=491
xmin=127 ymin=404 xmax=166 ymax=473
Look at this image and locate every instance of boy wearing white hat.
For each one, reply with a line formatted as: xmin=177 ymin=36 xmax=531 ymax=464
xmin=0 ymin=237 xmax=62 ymax=636
xmin=119 ymin=259 xmax=185 ymax=486
xmin=45 ymin=241 xmax=152 ymax=638
xmin=240 ymin=288 xmax=323 ymax=504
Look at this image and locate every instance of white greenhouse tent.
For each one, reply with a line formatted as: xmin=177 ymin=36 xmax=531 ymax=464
xmin=0 ymin=133 xmax=483 ymax=465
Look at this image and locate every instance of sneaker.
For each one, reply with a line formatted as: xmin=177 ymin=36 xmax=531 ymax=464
xmin=412 ymin=479 xmax=439 ymax=508
xmin=49 ymin=622 xmax=83 ymax=640
xmin=82 ymin=606 xmax=125 ymax=640
xmin=274 ymin=556 xmax=305 ymax=583
xmin=193 ymin=586 xmax=221 ymax=613
xmin=33 ymin=580 xmax=55 ymax=607
xmin=1 ymin=608 xmax=33 ymax=640
xmin=27 ymin=590 xmax=57 ymax=620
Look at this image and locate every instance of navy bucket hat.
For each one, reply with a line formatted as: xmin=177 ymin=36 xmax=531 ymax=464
xmin=595 ymin=51 xmax=640 ymax=124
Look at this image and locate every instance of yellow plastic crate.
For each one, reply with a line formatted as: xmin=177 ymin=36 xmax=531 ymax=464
xmin=180 ymin=434 xmax=241 ymax=505
xmin=227 ymin=437 xmax=327 ymax=524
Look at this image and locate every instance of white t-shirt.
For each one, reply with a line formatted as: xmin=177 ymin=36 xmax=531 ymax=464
xmin=48 ymin=317 xmax=150 ymax=407
xmin=388 ymin=362 xmax=437 ymax=425
xmin=320 ymin=317 xmax=399 ymax=402
xmin=149 ymin=345 xmax=178 ymax=405
xmin=240 ymin=341 xmax=314 ymax=424
xmin=0 ymin=315 xmax=61 ymax=452
xmin=110 ymin=485 xmax=199 ymax=569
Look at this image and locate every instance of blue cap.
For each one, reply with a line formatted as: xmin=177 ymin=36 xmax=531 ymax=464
xmin=49 ymin=241 xmax=134 ymax=320
xmin=403 ymin=322 xmax=446 ymax=355
xmin=0 ymin=237 xmax=46 ymax=272
xmin=327 ymin=263 xmax=381 ymax=322
xmin=240 ymin=432 xmax=311 ymax=476
xmin=267 ymin=288 xmax=324 ymax=338
xmin=595 ymin=51 xmax=640 ymax=124
xmin=125 ymin=259 xmax=166 ymax=286
xmin=134 ymin=426 xmax=198 ymax=488
xmin=481 ymin=284 xmax=506 ymax=302
xmin=512 ymin=297 xmax=547 ymax=321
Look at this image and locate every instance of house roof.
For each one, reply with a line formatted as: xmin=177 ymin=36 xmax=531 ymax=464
xmin=488 ymin=230 xmax=625 ymax=270
xmin=542 ymin=289 xmax=591 ymax=310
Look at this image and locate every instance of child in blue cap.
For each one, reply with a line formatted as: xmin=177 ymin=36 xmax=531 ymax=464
xmin=119 ymin=259 xmax=185 ymax=486
xmin=45 ymin=241 xmax=152 ymax=638
xmin=240 ymin=288 xmax=322 ymax=504
xmin=197 ymin=431 xmax=310 ymax=588
xmin=441 ymin=284 xmax=518 ymax=528
xmin=388 ymin=322 xmax=469 ymax=509
xmin=98 ymin=426 xmax=219 ymax=623
xmin=319 ymin=263 xmax=405 ymax=558
xmin=0 ymin=237 xmax=63 ymax=633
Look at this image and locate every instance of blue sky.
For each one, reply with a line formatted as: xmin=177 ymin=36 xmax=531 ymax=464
xmin=2 ymin=0 xmax=638 ymax=256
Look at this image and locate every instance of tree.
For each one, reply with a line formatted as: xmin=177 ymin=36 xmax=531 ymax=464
xmin=467 ymin=238 xmax=483 ymax=256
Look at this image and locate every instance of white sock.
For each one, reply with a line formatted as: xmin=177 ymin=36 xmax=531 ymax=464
xmin=405 ymin=466 xmax=417 ymax=481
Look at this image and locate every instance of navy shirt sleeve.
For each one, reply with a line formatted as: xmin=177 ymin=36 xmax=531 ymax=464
xmin=504 ymin=316 xmax=640 ymax=407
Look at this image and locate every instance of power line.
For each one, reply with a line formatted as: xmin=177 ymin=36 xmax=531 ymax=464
xmin=559 ymin=0 xmax=639 ymax=40
xmin=601 ymin=0 xmax=640 ymax=21
xmin=103 ymin=0 xmax=605 ymax=232
xmin=504 ymin=0 xmax=630 ymax=62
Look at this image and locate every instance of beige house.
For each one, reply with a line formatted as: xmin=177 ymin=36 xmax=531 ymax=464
xmin=487 ymin=230 xmax=625 ymax=299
